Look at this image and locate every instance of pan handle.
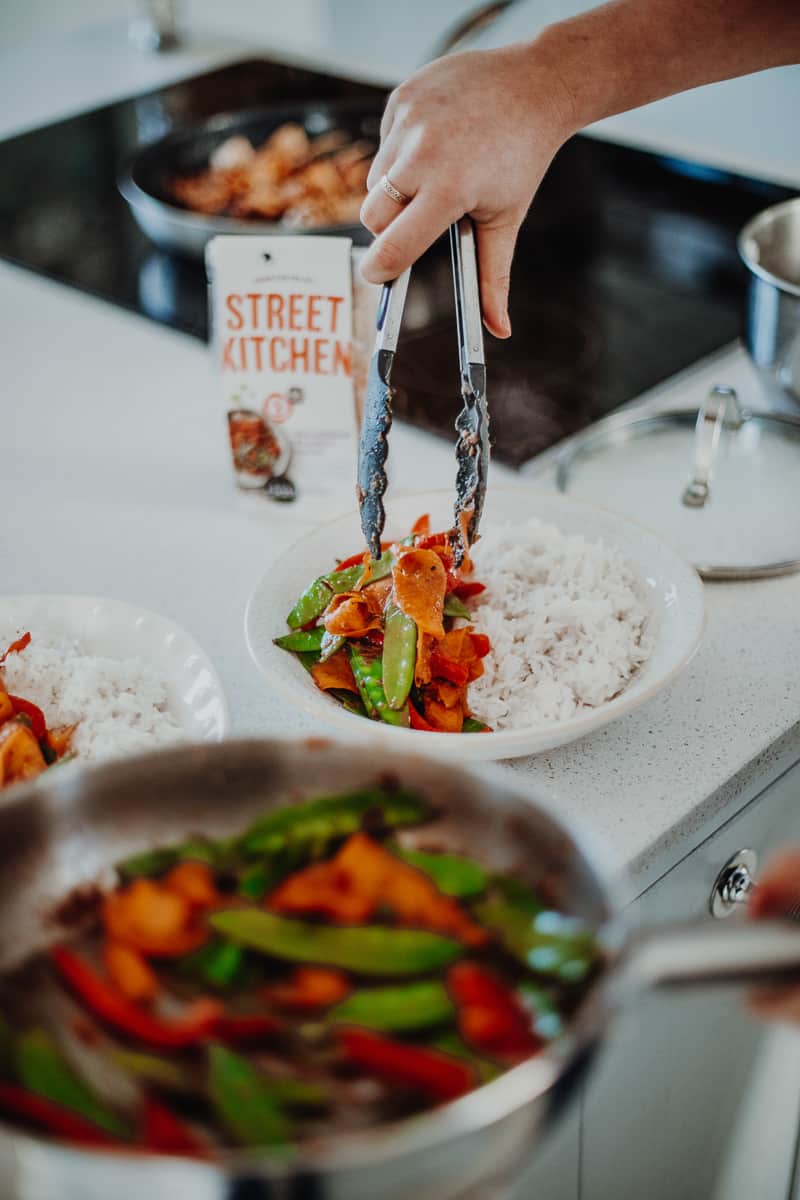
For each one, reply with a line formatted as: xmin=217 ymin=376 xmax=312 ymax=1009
xmin=621 ymin=918 xmax=800 ymax=990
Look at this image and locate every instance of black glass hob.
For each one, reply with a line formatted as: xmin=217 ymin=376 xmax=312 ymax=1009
xmin=0 ymin=58 xmax=790 ymax=465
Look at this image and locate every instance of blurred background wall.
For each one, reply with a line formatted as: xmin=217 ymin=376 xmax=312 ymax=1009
xmin=1 ymin=0 xmax=798 ymax=186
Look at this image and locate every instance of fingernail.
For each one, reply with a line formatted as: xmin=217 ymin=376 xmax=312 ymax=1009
xmin=501 ymin=312 xmax=512 ymax=337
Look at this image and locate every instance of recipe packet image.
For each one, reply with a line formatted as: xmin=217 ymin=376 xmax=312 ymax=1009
xmin=207 ymin=235 xmax=358 ymax=519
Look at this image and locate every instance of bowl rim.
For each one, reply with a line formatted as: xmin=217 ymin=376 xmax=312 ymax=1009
xmin=245 ymin=486 xmax=706 ymax=761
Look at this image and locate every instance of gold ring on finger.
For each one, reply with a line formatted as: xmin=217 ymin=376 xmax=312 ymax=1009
xmin=380 ymin=174 xmax=412 ymax=206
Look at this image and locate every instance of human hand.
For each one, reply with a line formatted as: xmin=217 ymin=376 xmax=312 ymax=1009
xmin=748 ymin=848 xmax=800 ymax=1025
xmin=358 ymin=44 xmax=577 ymax=339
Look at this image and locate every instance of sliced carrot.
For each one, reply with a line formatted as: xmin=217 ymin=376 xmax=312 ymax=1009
xmin=423 ymin=698 xmax=464 ymax=734
xmin=265 ymin=967 xmax=350 ymax=1010
xmin=103 ymin=879 xmax=207 ymax=958
xmin=269 ymin=860 xmax=374 ymax=923
xmin=0 ymin=720 xmax=47 ymax=786
xmin=47 ymin=724 xmax=77 ymax=757
xmin=311 ymin=651 xmax=358 ymax=693
xmin=164 ymin=862 xmax=220 ymax=909
xmin=270 ymin=832 xmax=486 ymax=945
xmin=323 ymin=592 xmax=383 ymax=638
xmin=410 ymin=514 xmax=431 ymax=537
xmin=103 ymin=940 xmax=159 ymax=1004
xmin=392 ymin=550 xmax=447 ymax=640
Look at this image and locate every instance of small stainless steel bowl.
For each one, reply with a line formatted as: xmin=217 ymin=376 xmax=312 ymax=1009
xmin=739 ymin=195 xmax=800 ymax=402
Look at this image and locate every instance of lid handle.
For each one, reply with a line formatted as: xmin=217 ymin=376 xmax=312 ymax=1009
xmin=681 ymin=385 xmax=743 ymax=509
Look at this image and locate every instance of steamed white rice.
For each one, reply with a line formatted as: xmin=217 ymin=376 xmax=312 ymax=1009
xmin=1 ymin=634 xmax=185 ymax=761
xmin=468 ymin=518 xmax=653 ymax=730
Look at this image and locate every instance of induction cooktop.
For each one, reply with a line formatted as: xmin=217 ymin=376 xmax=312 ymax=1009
xmin=0 ymin=57 xmax=790 ymax=465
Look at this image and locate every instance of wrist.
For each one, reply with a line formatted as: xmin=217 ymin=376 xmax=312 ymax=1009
xmin=522 ymin=14 xmax=628 ymax=137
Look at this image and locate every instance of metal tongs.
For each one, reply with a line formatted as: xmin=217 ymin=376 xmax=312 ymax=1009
xmin=357 ymin=217 xmax=489 ymax=564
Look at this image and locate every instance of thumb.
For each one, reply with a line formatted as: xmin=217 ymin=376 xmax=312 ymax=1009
xmin=474 ymin=217 xmax=521 ymax=339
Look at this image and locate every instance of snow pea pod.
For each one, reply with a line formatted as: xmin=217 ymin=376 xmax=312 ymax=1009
xmin=117 ymin=836 xmax=223 ymax=881
xmin=14 ymin=1029 xmax=131 ymax=1138
xmin=427 ymin=1031 xmax=501 ymax=1083
xmin=208 ymin=1045 xmax=291 ymax=1147
xmin=443 ymin=594 xmax=472 ymax=620
xmin=286 ymin=551 xmax=394 ymax=628
xmin=395 ymin=848 xmax=488 ymax=898
xmin=210 ymin=911 xmax=462 ymax=976
xmin=349 ymin=644 xmax=410 ymax=727
xmin=329 ymin=688 xmax=368 ymax=717
xmin=461 ymin=717 xmax=491 ymax=733
xmin=179 ymin=939 xmax=245 ymax=989
xmin=474 ymin=887 xmax=599 ymax=983
xmin=319 ymin=631 xmax=346 ymax=662
xmin=239 ymin=787 xmax=430 ymax=858
xmin=274 ymin=627 xmax=326 ymax=653
xmin=382 ymin=603 xmax=417 ymax=711
xmin=330 ymin=981 xmax=454 ymax=1033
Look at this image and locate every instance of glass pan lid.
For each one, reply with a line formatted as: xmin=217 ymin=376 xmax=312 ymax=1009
xmin=556 ymin=387 xmax=800 ymax=579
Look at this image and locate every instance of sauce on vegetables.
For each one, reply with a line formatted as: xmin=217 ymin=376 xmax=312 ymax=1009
xmin=0 ymin=785 xmax=599 ymax=1156
xmin=276 ymin=517 xmax=492 ymax=733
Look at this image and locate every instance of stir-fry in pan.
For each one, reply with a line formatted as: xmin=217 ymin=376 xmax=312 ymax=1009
xmin=0 ymin=783 xmax=599 ymax=1155
xmin=167 ymin=122 xmax=372 ymax=227
xmin=275 ymin=516 xmax=493 ymax=732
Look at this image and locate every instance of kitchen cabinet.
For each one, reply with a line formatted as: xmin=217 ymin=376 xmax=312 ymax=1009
xmin=580 ymin=759 xmax=800 ymax=1200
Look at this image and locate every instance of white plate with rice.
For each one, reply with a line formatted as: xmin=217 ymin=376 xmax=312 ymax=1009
xmin=246 ymin=488 xmax=704 ymax=761
xmin=0 ymin=596 xmax=229 ymax=764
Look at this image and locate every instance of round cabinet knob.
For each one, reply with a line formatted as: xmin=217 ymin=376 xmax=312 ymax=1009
xmin=710 ymin=849 xmax=758 ymax=918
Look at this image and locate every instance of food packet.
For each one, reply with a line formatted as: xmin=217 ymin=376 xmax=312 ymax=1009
xmin=206 ymin=235 xmax=359 ymax=518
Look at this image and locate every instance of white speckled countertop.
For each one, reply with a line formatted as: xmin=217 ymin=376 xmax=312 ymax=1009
xmin=2 ymin=27 xmax=799 ymax=900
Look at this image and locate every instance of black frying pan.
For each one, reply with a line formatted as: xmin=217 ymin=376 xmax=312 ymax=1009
xmin=119 ymin=101 xmax=381 ymax=259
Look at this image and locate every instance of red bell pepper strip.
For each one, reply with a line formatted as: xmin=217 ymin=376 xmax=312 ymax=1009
xmin=408 ymin=701 xmax=438 ymax=732
xmin=0 ymin=632 xmax=31 ymax=666
xmin=7 ymin=696 xmax=47 ymax=740
xmin=469 ymin=634 xmax=491 ymax=659
xmin=339 ymin=1028 xmax=475 ymax=1102
xmin=51 ymin=946 xmax=222 ymax=1050
xmin=0 ymin=1082 xmax=121 ymax=1148
xmin=451 ymin=582 xmax=486 ymax=601
xmin=335 ymin=542 xmax=394 ymax=572
xmin=448 ymin=962 xmax=542 ymax=1063
xmin=334 ymin=551 xmax=368 ymax=573
xmin=213 ymin=1014 xmax=283 ymax=1044
xmin=363 ymin=629 xmax=384 ymax=648
xmin=429 ymin=653 xmax=470 ymax=687
xmin=141 ymin=1096 xmax=209 ymax=1158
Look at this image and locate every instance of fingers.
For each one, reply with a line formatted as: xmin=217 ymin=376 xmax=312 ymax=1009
xmin=749 ymin=848 xmax=800 ymax=919
xmin=366 ymin=91 xmax=400 ymax=191
xmin=474 ymin=217 xmax=522 ymax=339
xmin=747 ymin=985 xmax=800 ymax=1026
xmin=359 ymin=187 xmax=461 ymax=284
xmin=361 ymin=158 xmax=417 ymax=237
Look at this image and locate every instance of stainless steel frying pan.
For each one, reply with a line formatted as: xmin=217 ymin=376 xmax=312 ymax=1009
xmin=0 ymin=739 xmax=797 ymax=1200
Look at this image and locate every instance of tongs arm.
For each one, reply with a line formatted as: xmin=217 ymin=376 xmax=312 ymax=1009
xmin=357 ymin=218 xmax=490 ymax=563
xmin=450 ymin=218 xmax=490 ymax=562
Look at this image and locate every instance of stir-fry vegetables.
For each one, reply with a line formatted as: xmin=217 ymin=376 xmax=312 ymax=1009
xmin=0 ymin=784 xmax=600 ymax=1156
xmin=276 ymin=518 xmax=493 ymax=733
xmin=0 ymin=633 xmax=75 ymax=789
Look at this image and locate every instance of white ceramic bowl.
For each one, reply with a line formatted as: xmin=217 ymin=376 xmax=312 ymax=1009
xmin=245 ymin=488 xmax=704 ymax=761
xmin=0 ymin=595 xmax=229 ymax=744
